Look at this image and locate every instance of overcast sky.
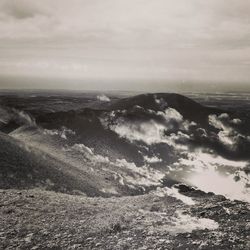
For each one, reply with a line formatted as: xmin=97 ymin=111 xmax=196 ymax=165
xmin=0 ymin=0 xmax=250 ymax=91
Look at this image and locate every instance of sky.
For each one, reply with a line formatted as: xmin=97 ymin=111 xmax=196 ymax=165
xmin=0 ymin=0 xmax=250 ymax=91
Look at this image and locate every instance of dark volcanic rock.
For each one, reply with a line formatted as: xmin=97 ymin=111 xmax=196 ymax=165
xmin=109 ymin=93 xmax=221 ymax=125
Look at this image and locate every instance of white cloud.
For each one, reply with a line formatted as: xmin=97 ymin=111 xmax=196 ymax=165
xmin=175 ymin=150 xmax=250 ymax=202
xmin=231 ymin=118 xmax=242 ymax=125
xmin=114 ymin=158 xmax=165 ymax=187
xmin=64 ymin=143 xmax=165 ymax=188
xmin=139 ymin=209 xmax=219 ymax=235
xmin=105 ymin=107 xmax=190 ymax=148
xmin=64 ymin=143 xmax=110 ymax=163
xmin=153 ymin=187 xmax=195 ymax=205
xmin=170 ymin=210 xmax=219 ymax=234
xmin=43 ymin=127 xmax=75 ymax=140
xmin=144 ymin=155 xmax=162 ymax=164
xmin=0 ymin=106 xmax=36 ymax=126
xmin=208 ymin=113 xmax=245 ymax=149
xmin=97 ymin=94 xmax=110 ymax=102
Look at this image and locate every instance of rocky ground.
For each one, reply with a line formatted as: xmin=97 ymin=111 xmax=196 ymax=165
xmin=0 ymin=188 xmax=249 ymax=250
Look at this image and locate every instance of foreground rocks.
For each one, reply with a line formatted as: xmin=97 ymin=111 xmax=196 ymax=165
xmin=0 ymin=189 xmax=249 ymax=249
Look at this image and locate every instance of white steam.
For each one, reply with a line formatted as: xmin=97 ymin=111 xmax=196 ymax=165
xmin=43 ymin=127 xmax=75 ymax=140
xmin=139 ymin=209 xmax=219 ymax=235
xmin=175 ymin=150 xmax=250 ymax=202
xmin=169 ymin=210 xmax=219 ymax=234
xmin=97 ymin=94 xmax=110 ymax=102
xmin=105 ymin=107 xmax=191 ymax=149
xmin=208 ymin=113 xmax=244 ymax=149
xmin=144 ymin=155 xmax=162 ymax=163
xmin=64 ymin=143 xmax=165 ymax=188
xmin=153 ymin=187 xmax=195 ymax=205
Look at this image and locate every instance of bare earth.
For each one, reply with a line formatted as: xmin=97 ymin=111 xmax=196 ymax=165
xmin=0 ymin=188 xmax=249 ymax=250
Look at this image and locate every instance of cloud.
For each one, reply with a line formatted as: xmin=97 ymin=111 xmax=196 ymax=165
xmin=144 ymin=155 xmax=162 ymax=164
xmin=43 ymin=127 xmax=75 ymax=140
xmin=0 ymin=0 xmax=250 ymax=87
xmin=153 ymin=186 xmax=195 ymax=205
xmin=0 ymin=0 xmax=248 ymax=49
xmin=0 ymin=106 xmax=36 ymax=127
xmin=138 ymin=208 xmax=219 ymax=235
xmin=97 ymin=94 xmax=110 ymax=102
xmin=0 ymin=0 xmax=50 ymax=20
xmin=208 ymin=113 xmax=246 ymax=150
xmin=103 ymin=107 xmax=191 ymax=147
xmin=172 ymin=149 xmax=250 ymax=202
xmin=63 ymin=143 xmax=165 ymax=188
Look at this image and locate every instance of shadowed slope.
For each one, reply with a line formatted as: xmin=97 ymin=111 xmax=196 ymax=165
xmin=0 ymin=132 xmax=102 ymax=196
